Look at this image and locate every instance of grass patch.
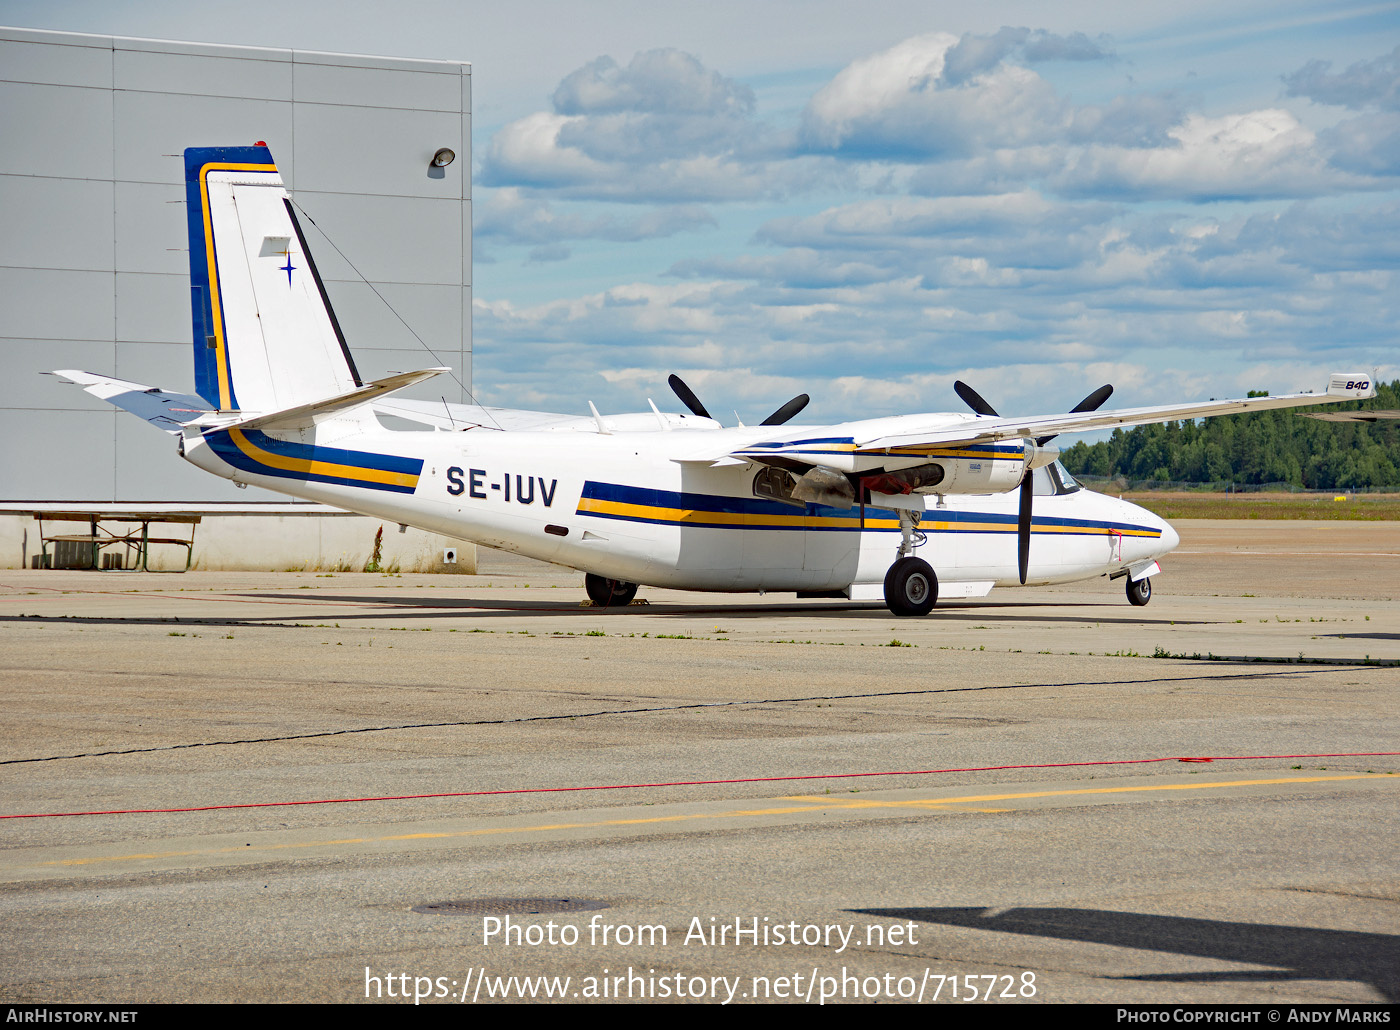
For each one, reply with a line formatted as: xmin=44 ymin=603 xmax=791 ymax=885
xmin=1125 ymin=491 xmax=1400 ymax=520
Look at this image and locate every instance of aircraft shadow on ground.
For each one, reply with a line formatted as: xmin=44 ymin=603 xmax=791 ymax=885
xmin=848 ymin=906 xmax=1397 ymax=1001
xmin=225 ymin=593 xmax=1210 ymax=627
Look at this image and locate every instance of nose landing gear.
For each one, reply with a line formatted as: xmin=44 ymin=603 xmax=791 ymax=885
xmin=1126 ymin=575 xmax=1152 ymax=606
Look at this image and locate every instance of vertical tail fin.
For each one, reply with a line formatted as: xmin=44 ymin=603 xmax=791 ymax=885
xmin=185 ymin=145 xmax=361 ymax=413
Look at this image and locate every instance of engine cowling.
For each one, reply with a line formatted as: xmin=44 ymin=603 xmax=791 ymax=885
xmin=864 ymin=440 xmax=1058 ymax=496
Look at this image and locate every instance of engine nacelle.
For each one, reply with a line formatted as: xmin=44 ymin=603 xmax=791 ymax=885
xmin=865 ymin=441 xmax=1058 ymax=496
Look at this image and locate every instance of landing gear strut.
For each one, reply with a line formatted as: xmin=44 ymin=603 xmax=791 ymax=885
xmin=1126 ymin=575 xmax=1152 ymax=606
xmin=585 ymin=573 xmax=638 ymax=607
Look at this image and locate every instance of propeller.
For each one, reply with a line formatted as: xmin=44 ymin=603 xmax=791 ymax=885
xmin=953 ymin=380 xmax=999 ymax=418
xmin=667 ymin=374 xmax=712 ymax=420
xmin=667 ymin=374 xmax=810 ymax=427
xmin=952 ymin=380 xmax=1113 ymax=584
xmin=761 ymin=393 xmax=810 ymax=426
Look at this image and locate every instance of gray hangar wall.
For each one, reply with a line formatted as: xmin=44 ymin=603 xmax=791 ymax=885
xmin=0 ymin=26 xmax=473 ymax=506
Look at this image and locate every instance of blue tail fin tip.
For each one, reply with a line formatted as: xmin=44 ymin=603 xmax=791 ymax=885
xmin=182 ymin=145 xmax=277 ymax=182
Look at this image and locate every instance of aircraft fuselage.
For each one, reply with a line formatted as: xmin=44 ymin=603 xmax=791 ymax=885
xmin=181 ymin=423 xmax=1177 ymax=595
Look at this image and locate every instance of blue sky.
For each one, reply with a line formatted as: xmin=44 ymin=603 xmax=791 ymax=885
xmin=6 ymin=0 xmax=1398 ymax=423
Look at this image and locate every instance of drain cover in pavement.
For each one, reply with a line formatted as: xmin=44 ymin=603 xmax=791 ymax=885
xmin=413 ymin=897 xmax=611 ymax=916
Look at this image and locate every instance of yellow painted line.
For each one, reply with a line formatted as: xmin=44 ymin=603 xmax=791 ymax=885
xmin=785 ymin=796 xmax=1010 ymax=812
xmin=36 ymin=775 xmax=1388 ymax=870
xmin=783 ymin=774 xmax=1390 ymax=809
xmin=41 ymin=804 xmax=830 ymax=868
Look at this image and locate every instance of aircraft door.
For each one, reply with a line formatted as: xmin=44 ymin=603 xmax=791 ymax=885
xmin=802 ymin=501 xmax=858 ymax=577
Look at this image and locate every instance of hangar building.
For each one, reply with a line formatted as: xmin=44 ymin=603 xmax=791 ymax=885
xmin=0 ymin=26 xmax=476 ymax=571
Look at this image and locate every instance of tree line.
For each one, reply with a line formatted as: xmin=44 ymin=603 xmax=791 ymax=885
xmin=1059 ymin=379 xmax=1400 ymax=489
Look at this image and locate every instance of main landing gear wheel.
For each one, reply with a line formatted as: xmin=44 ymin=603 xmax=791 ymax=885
xmin=1126 ymin=576 xmax=1152 ymax=606
xmin=884 ymin=557 xmax=938 ymax=617
xmin=585 ymin=573 xmax=639 ymax=607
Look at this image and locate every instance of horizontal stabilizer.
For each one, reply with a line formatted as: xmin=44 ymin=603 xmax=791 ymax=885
xmin=49 ymin=370 xmax=214 ymax=434
xmin=224 ymin=368 xmax=452 ymax=432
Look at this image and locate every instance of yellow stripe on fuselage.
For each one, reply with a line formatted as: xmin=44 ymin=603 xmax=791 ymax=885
xmin=916 ymin=518 xmax=1160 ymax=538
xmin=577 ymin=497 xmax=1159 ymax=537
xmin=577 ymin=497 xmax=818 ymax=528
xmin=227 ymin=428 xmax=420 ymax=490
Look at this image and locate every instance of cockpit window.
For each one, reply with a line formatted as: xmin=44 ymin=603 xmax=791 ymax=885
xmin=1032 ymin=461 xmax=1083 ymax=496
xmin=1049 ymin=460 xmax=1082 ymax=495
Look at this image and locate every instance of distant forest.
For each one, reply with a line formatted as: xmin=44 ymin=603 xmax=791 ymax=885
xmin=1059 ymin=379 xmax=1400 ymax=490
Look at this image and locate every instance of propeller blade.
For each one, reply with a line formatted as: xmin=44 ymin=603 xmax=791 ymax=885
xmin=1018 ymin=473 xmax=1034 ymax=585
xmin=1072 ymin=383 xmax=1114 ymax=414
xmin=953 ymin=380 xmax=999 ymax=417
xmin=760 ymin=394 xmax=810 ymax=426
xmin=667 ymin=374 xmax=712 ymax=420
xmin=1038 ymin=384 xmax=1114 ymax=445
xmin=956 ymin=379 xmax=1112 ymax=583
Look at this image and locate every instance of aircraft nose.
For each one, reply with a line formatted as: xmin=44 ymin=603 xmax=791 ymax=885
xmin=1159 ymin=519 xmax=1180 ymax=553
xmin=1119 ymin=498 xmax=1178 ymax=559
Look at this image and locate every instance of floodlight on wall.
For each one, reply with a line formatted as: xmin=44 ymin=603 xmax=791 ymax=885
xmin=431 ymin=147 xmax=456 ymax=168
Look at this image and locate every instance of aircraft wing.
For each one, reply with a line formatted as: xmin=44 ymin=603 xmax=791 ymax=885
xmin=668 ymin=372 xmax=1377 ymax=466
xmin=854 ymin=374 xmax=1377 ymax=454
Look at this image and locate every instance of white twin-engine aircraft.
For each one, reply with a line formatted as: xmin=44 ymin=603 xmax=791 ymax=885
xmin=54 ymin=145 xmax=1376 ymax=615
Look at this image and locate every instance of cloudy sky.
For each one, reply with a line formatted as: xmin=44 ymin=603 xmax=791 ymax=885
xmin=6 ymin=0 xmax=1398 ymax=423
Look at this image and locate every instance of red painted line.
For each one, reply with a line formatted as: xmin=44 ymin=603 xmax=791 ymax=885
xmin=3 ymin=751 xmax=1395 ymax=820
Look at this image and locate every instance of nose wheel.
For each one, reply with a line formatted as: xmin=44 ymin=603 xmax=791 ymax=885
xmin=884 ymin=556 xmax=938 ymax=616
xmin=585 ymin=573 xmax=639 ymax=607
xmin=1126 ymin=575 xmax=1152 ymax=606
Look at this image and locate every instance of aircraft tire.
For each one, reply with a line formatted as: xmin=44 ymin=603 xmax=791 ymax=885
xmin=585 ymin=573 xmax=639 ymax=607
xmin=1126 ymin=575 xmax=1152 ymax=606
xmin=884 ymin=557 xmax=938 ymax=617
